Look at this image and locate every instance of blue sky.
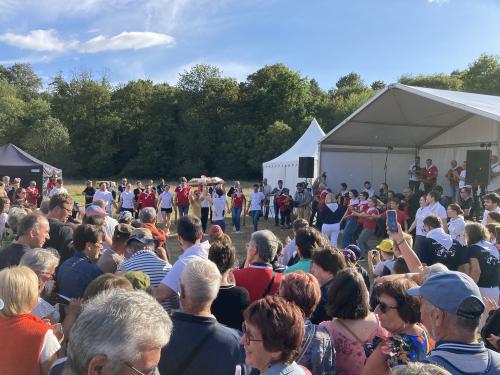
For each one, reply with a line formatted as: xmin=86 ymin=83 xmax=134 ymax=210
xmin=0 ymin=0 xmax=499 ymax=89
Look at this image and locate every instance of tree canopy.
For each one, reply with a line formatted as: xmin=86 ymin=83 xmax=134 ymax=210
xmin=0 ymin=54 xmax=499 ymax=179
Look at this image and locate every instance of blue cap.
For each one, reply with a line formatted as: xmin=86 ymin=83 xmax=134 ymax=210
xmin=408 ymin=271 xmax=484 ymax=319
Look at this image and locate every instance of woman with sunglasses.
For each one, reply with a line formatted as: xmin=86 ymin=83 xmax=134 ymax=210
xmin=241 ymin=296 xmax=308 ymax=374
xmin=363 ymin=278 xmax=430 ymax=375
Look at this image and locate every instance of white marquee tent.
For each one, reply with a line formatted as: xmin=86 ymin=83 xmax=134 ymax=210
xmin=263 ymin=118 xmax=325 ymax=189
xmin=319 ymin=84 xmax=500 ymax=194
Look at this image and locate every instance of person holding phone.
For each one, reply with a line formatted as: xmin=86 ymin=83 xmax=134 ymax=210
xmin=367 ymin=239 xmax=396 ymax=278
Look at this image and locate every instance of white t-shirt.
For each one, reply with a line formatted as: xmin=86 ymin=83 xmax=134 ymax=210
xmin=249 ymin=191 xmax=265 ymax=211
xmin=488 ymin=163 xmax=500 ymax=192
xmin=448 ymin=216 xmax=466 ymax=245
xmin=426 ymin=202 xmax=447 ymax=221
xmin=120 ymin=191 xmax=135 ymax=209
xmin=48 ymin=187 xmax=68 ymax=197
xmin=482 ymin=207 xmax=500 ymax=225
xmin=459 ymin=170 xmax=468 ymax=189
xmin=93 ymin=190 xmax=114 ymax=209
xmin=415 ymin=207 xmax=427 ymax=236
xmin=159 ymin=192 xmax=173 ymax=209
xmin=212 ymin=195 xmax=227 ymax=221
xmin=408 ymin=164 xmax=419 ymax=182
xmin=361 ymin=188 xmax=375 ymax=197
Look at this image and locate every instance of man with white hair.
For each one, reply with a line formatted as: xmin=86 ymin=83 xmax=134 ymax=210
xmin=158 ymin=259 xmax=246 ymax=375
xmin=409 ymin=271 xmax=500 ymax=373
xmin=140 ymin=207 xmax=167 ymax=248
xmin=61 ymin=289 xmax=172 ymax=375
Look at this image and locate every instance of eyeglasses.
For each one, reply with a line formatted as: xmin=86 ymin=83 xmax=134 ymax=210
xmin=124 ymin=362 xmax=157 ymax=375
xmin=377 ymin=301 xmax=399 ymax=314
xmin=39 ymin=272 xmax=55 ymax=280
xmin=241 ymin=322 xmax=264 ymax=346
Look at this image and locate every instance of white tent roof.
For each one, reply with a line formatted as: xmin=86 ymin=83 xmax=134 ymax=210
xmin=264 ymin=118 xmax=325 ymax=166
xmin=320 ymin=83 xmax=500 ymax=148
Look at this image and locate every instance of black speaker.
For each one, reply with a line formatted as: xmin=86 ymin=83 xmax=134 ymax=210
xmin=298 ymin=157 xmax=314 ymax=178
xmin=465 ymin=150 xmax=491 ymax=186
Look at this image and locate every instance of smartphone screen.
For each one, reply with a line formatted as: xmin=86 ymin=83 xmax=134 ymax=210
xmin=387 ymin=210 xmax=398 ymax=233
xmin=495 ymin=226 xmax=500 ymax=245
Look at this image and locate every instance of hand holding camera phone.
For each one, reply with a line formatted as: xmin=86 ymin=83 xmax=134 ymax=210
xmin=387 ymin=210 xmax=398 ymax=233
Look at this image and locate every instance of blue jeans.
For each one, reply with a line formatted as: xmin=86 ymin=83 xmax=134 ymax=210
xmin=178 ymin=205 xmax=189 ymax=216
xmin=342 ymin=218 xmax=357 ymax=248
xmin=358 ymin=228 xmax=375 ymax=258
xmin=213 ymin=219 xmax=226 ymax=232
xmin=232 ymin=207 xmax=242 ymax=231
xmin=450 ymin=185 xmax=459 ymax=203
xmin=250 ymin=210 xmax=260 ymax=232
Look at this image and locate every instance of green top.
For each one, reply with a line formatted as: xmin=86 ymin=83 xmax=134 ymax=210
xmin=284 ymin=258 xmax=311 ymax=274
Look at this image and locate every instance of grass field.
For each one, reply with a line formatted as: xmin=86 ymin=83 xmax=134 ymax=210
xmin=65 ymin=180 xmax=294 ymax=263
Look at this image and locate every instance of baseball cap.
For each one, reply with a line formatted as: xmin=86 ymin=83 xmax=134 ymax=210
xmin=124 ymin=271 xmax=151 ymax=293
xmin=85 ymin=205 xmax=107 ymax=217
xmin=408 ymin=271 xmax=485 ymax=319
xmin=113 ymin=223 xmax=133 ymax=240
xmin=376 ymin=239 xmax=394 ymax=253
xmin=127 ymin=228 xmax=155 ymax=244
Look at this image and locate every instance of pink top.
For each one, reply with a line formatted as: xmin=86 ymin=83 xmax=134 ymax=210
xmin=320 ymin=317 xmax=388 ymax=375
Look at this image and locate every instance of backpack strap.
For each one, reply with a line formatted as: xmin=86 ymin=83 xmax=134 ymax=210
xmin=261 ymin=273 xmax=277 ymax=298
xmin=296 ymin=324 xmax=317 ymax=363
xmin=169 ymin=323 xmax=219 ymax=375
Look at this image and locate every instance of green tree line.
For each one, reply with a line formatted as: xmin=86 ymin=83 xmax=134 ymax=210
xmin=0 ymin=54 xmax=499 ymax=179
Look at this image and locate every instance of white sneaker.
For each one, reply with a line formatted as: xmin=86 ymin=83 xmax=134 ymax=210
xmin=234 ymin=231 xmax=241 ymax=234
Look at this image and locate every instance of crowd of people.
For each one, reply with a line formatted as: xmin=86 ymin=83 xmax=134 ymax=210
xmin=0 ymin=154 xmax=499 ymax=375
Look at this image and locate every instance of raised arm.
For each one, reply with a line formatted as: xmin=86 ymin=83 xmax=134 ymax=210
xmin=387 ymin=223 xmax=423 ymax=273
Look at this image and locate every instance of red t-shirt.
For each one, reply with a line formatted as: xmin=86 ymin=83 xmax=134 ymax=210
xmin=276 ymin=194 xmax=289 ymax=213
xmin=175 ymin=185 xmax=191 ymax=206
xmin=25 ymin=187 xmax=39 ymax=206
xmin=363 ymin=207 xmax=379 ymax=230
xmin=46 ymin=181 xmax=56 ymax=193
xmin=356 ymin=200 xmax=369 ymax=224
xmin=422 ymin=165 xmax=438 ymax=184
xmin=381 ymin=209 xmax=408 ymax=228
xmin=138 ymin=191 xmax=156 ymax=208
xmin=234 ymin=265 xmax=283 ymax=302
xmin=232 ymin=193 xmax=246 ymax=209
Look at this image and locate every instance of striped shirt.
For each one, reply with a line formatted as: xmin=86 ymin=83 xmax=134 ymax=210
xmin=118 ymin=250 xmax=179 ymax=312
xmin=424 ymin=341 xmax=500 ymax=374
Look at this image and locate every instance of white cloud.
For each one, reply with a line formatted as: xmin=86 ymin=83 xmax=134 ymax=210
xmin=0 ymin=29 xmax=66 ymax=52
xmin=427 ymin=0 xmax=449 ymax=4
xmin=0 ymin=29 xmax=175 ymax=53
xmin=79 ymin=31 xmax=174 ymax=53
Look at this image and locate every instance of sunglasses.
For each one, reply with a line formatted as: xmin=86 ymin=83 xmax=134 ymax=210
xmin=377 ymin=301 xmax=399 ymax=314
xmin=241 ymin=322 xmax=264 ymax=346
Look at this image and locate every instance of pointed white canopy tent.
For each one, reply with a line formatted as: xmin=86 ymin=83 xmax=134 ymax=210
xmin=263 ymin=118 xmax=325 ymax=190
xmin=319 ymin=84 xmax=500 ymax=194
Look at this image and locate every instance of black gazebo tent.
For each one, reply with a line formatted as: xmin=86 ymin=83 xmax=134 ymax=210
xmin=0 ymin=143 xmax=62 ymax=193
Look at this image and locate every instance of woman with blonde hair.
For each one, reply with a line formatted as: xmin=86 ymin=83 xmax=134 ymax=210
xmin=0 ymin=266 xmax=61 ymax=374
xmin=320 ymin=193 xmax=346 ymax=247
